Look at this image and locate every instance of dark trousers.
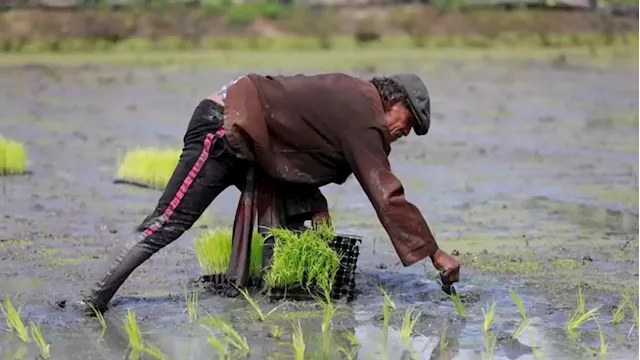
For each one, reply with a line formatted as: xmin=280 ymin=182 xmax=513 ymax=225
xmin=86 ymin=100 xmax=249 ymax=310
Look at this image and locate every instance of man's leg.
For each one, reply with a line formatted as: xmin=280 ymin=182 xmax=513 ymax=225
xmin=84 ymin=100 xmax=245 ymax=312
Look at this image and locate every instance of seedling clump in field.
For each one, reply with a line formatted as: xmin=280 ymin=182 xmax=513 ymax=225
xmin=0 ymin=135 xmax=27 ymax=175
xmin=122 ymin=309 xmax=165 ymax=360
xmin=116 ymin=147 xmax=181 ymax=189
xmin=194 ymin=229 xmax=264 ymax=276
xmin=566 ymin=285 xmax=599 ymax=336
xmin=0 ymin=295 xmax=30 ymax=343
xmin=30 ymin=322 xmax=50 ymax=359
xmin=264 ymin=226 xmax=340 ymax=292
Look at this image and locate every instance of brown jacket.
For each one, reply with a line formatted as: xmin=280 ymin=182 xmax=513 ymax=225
xmin=223 ymin=73 xmax=438 ymax=266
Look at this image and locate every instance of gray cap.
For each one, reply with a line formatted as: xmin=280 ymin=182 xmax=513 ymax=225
xmin=388 ymin=73 xmax=431 ymax=136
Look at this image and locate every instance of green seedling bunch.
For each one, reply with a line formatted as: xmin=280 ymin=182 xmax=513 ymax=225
xmin=313 ymin=287 xmax=339 ymax=333
xmin=264 ymin=226 xmax=340 ymax=291
xmin=595 ymin=319 xmax=608 ymax=358
xmin=122 ymin=309 xmax=166 ymax=360
xmin=235 ymin=286 xmax=267 ymax=321
xmin=343 ymin=328 xmax=359 ymax=346
xmin=30 ymin=322 xmax=50 ymax=359
xmin=450 ymin=293 xmax=466 ymax=317
xmin=439 ymin=325 xmax=449 ymax=358
xmin=378 ymin=286 xmax=396 ymax=355
xmin=400 ymin=307 xmax=421 ymax=341
xmin=482 ymin=301 xmax=497 ymax=359
xmin=202 ymin=315 xmax=250 ymax=354
xmin=0 ymin=135 xmax=27 ymax=175
xmin=183 ymin=287 xmax=199 ymax=324
xmin=291 ymin=321 xmax=305 ymax=360
xmin=116 ymin=147 xmax=181 ymax=189
xmin=566 ymin=285 xmax=599 ymax=336
xmin=270 ymin=325 xmax=281 ymax=339
xmin=509 ymin=288 xmax=531 ymax=339
xmin=87 ymin=302 xmax=107 ymax=331
xmin=0 ymin=296 xmax=30 ymax=343
xmin=194 ymin=229 xmax=264 ymax=276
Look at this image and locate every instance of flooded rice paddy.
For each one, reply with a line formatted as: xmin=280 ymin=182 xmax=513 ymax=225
xmin=0 ymin=55 xmax=638 ymax=359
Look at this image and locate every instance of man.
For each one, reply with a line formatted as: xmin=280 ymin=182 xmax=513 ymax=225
xmin=83 ymin=72 xmax=461 ymax=313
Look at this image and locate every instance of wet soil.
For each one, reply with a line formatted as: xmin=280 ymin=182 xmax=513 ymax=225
xmin=0 ymin=56 xmax=638 ymax=359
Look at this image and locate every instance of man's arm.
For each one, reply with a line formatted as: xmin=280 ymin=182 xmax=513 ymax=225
xmin=341 ymin=127 xmax=439 ymax=266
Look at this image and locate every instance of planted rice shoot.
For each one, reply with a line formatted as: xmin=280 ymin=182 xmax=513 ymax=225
xmin=270 ymin=325 xmax=282 ymax=339
xmin=0 ymin=135 xmax=27 ymax=175
xmin=87 ymin=302 xmax=107 ymax=330
xmin=482 ymin=301 xmax=497 ymax=334
xmin=379 ymin=286 xmax=396 ymax=353
xmin=622 ymin=291 xmax=639 ymax=328
xmin=439 ymin=325 xmax=449 ymax=357
xmin=595 ymin=319 xmax=608 ymax=358
xmin=313 ymin=287 xmax=339 ymax=333
xmin=0 ymin=296 xmax=30 ymax=343
xmin=201 ymin=325 xmax=228 ymax=357
xmin=338 ymin=347 xmax=357 ymax=360
xmin=235 ymin=285 xmax=266 ymax=322
xmin=612 ymin=294 xmax=628 ymax=325
xmin=194 ymin=229 xmax=264 ymax=276
xmin=482 ymin=332 xmax=497 ymax=360
xmin=450 ymin=293 xmax=466 ymax=317
xmin=509 ymin=287 xmax=527 ymax=320
xmin=29 ymin=322 xmax=50 ymax=359
xmin=566 ymin=286 xmax=599 ymax=335
xmin=512 ymin=318 xmax=531 ymax=339
xmin=123 ymin=309 xmax=144 ymax=352
xmin=292 ymin=321 xmax=305 ymax=360
xmin=343 ymin=328 xmax=359 ymax=346
xmin=400 ymin=307 xmax=421 ymax=340
xmin=202 ymin=315 xmax=249 ymax=353
xmin=116 ymin=147 xmax=181 ymax=189
xmin=264 ymin=226 xmax=340 ymax=291
xmin=183 ymin=287 xmax=199 ymax=324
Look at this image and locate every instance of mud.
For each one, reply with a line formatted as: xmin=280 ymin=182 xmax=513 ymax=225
xmin=0 ymin=55 xmax=638 ymax=359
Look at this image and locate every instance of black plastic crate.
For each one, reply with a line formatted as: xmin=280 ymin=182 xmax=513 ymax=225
xmin=267 ymin=234 xmax=362 ymax=302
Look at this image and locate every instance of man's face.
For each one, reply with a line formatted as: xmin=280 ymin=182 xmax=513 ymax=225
xmin=385 ymin=102 xmax=414 ymax=142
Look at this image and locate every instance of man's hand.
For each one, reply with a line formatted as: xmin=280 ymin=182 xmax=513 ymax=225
xmin=431 ymin=249 xmax=460 ymax=286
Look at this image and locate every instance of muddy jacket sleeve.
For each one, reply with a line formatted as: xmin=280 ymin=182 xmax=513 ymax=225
xmin=341 ymin=127 xmax=439 ymax=266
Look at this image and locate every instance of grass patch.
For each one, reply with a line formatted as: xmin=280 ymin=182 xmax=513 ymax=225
xmin=0 ymin=135 xmax=28 ymax=176
xmin=264 ymin=226 xmax=340 ymax=291
xmin=193 ymin=229 xmax=264 ymax=276
xmin=115 ymin=147 xmax=181 ymax=189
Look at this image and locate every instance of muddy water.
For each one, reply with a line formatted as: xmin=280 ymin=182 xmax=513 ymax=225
xmin=0 ymin=58 xmax=638 ymax=360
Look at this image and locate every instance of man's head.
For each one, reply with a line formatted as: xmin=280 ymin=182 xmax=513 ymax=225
xmin=370 ymin=73 xmax=431 ymax=142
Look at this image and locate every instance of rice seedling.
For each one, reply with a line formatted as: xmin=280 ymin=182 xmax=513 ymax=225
xmin=509 ymin=287 xmax=527 ymax=320
xmin=183 ymin=287 xmax=199 ymax=324
xmin=292 ymin=321 xmax=305 ymax=360
xmin=482 ymin=301 xmax=497 ymax=334
xmin=87 ymin=302 xmax=107 ymax=331
xmin=312 ymin=287 xmax=339 ymax=333
xmin=0 ymin=135 xmax=28 ymax=175
xmin=115 ymin=147 xmax=181 ymax=189
xmin=235 ymin=286 xmax=266 ymax=322
xmin=566 ymin=286 xmax=600 ymax=335
xmin=400 ymin=307 xmax=421 ymax=340
xmin=194 ymin=229 xmax=264 ymax=276
xmin=343 ymin=328 xmax=359 ymax=346
xmin=270 ymin=325 xmax=282 ymax=339
xmin=142 ymin=344 xmax=166 ymax=360
xmin=264 ymin=226 xmax=340 ymax=292
xmin=622 ymin=291 xmax=639 ymax=329
xmin=0 ymin=296 xmax=30 ymax=343
xmin=611 ymin=294 xmax=628 ymax=325
xmin=202 ymin=315 xmax=250 ymax=353
xmin=438 ymin=325 xmax=449 ymax=357
xmin=378 ymin=286 xmax=396 ymax=354
xmin=595 ymin=320 xmax=608 ymax=358
xmin=338 ymin=346 xmax=357 ymax=360
xmin=201 ymin=325 xmax=228 ymax=357
xmin=123 ymin=309 xmax=144 ymax=352
xmin=450 ymin=293 xmax=466 ymax=317
xmin=29 ymin=322 xmax=50 ymax=359
xmin=481 ymin=301 xmax=497 ymax=360
xmin=566 ymin=308 xmax=599 ymax=334
xmin=512 ymin=318 xmax=531 ymax=339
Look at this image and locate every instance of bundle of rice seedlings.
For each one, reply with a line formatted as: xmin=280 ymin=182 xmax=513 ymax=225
xmin=264 ymin=226 xmax=340 ymax=292
xmin=194 ymin=229 xmax=264 ymax=276
xmin=0 ymin=135 xmax=27 ymax=175
xmin=115 ymin=147 xmax=181 ymax=189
